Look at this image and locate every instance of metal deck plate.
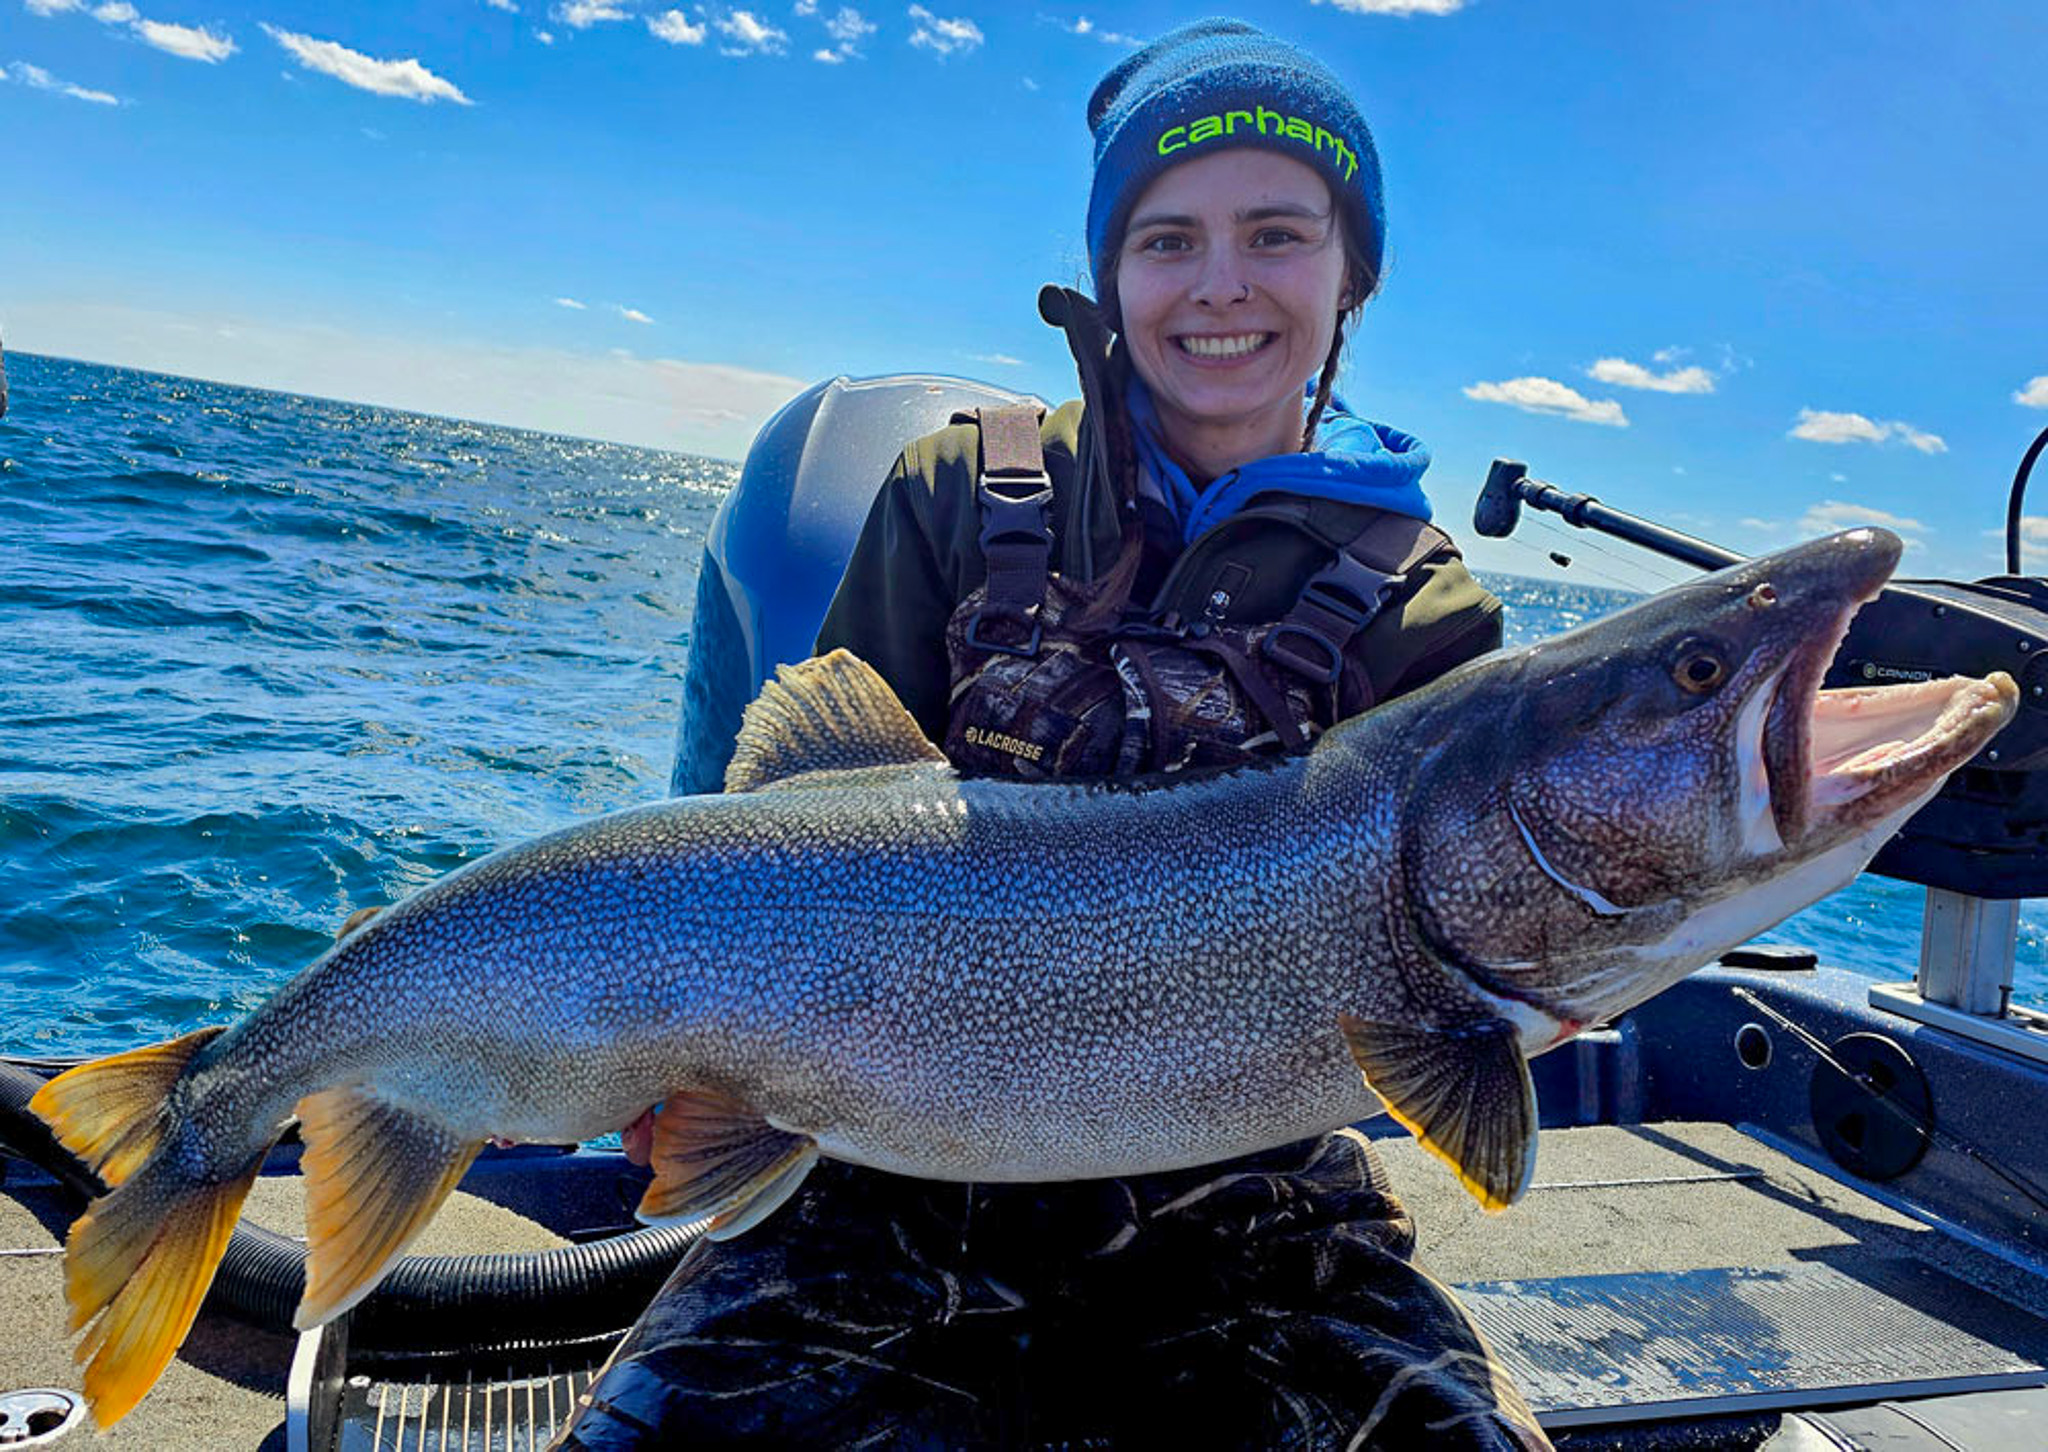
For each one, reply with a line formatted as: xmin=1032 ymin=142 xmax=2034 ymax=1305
xmin=1459 ymin=1256 xmax=2048 ymax=1428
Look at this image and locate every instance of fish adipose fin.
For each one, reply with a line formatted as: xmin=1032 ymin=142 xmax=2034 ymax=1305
xmin=29 ymin=1023 xmax=226 ymax=1187
xmin=1338 ymin=1013 xmax=1538 ymax=1213
xmin=28 ymin=1027 xmax=256 ymax=1429
xmin=637 ymin=1089 xmax=819 ymax=1240
xmin=725 ymin=648 xmax=952 ymax=792
xmin=293 ymin=1086 xmax=482 ymax=1329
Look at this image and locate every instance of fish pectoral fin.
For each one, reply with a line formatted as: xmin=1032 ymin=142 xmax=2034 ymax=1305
xmin=293 ymin=1086 xmax=481 ymax=1330
xmin=636 ymin=1089 xmax=818 ymax=1238
xmin=724 ymin=648 xmax=952 ymax=792
xmin=1338 ymin=1012 xmax=1538 ymax=1214
xmin=29 ymin=1024 xmax=227 ymax=1187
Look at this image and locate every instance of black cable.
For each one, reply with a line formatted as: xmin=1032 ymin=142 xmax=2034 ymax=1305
xmin=2005 ymin=425 xmax=2048 ymax=576
xmin=0 ymin=1058 xmax=707 ymax=1352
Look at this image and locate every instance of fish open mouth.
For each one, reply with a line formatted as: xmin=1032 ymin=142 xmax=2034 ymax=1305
xmin=1759 ymin=593 xmax=2018 ymax=844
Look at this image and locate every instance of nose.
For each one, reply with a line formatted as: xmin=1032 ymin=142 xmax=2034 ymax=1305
xmin=1189 ymin=250 xmax=1251 ymax=308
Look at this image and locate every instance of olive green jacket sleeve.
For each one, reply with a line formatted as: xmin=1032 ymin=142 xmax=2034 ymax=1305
xmin=1372 ymin=554 xmax=1504 ymax=702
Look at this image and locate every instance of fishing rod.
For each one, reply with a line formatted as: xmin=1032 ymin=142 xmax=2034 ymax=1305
xmin=1472 ymin=458 xmax=1743 ymax=574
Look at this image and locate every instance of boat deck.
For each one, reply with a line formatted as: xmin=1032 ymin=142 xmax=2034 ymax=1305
xmin=7 ymin=1118 xmax=2046 ymax=1448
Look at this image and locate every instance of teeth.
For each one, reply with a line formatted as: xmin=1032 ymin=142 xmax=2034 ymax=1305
xmin=1179 ymin=333 xmax=1269 ymax=358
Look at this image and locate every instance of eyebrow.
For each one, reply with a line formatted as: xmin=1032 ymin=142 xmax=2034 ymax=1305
xmin=1127 ymin=201 xmax=1332 ymax=231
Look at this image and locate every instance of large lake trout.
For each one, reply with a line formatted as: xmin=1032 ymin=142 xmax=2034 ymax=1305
xmin=34 ymin=528 xmax=2016 ymax=1425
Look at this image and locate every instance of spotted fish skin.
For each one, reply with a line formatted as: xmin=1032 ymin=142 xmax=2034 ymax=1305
xmin=29 ymin=528 xmax=2019 ymax=1427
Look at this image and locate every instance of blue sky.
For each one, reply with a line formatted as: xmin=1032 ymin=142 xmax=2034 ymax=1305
xmin=4 ymin=0 xmax=2045 ymax=586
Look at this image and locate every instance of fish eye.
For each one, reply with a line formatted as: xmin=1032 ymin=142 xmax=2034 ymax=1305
xmin=1673 ymin=642 xmax=1729 ymax=694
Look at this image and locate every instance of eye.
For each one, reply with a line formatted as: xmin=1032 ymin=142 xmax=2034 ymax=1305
xmin=1251 ymin=227 xmax=1304 ymax=248
xmin=1673 ymin=642 xmax=1729 ymax=694
xmin=1136 ymin=233 xmax=1192 ymax=255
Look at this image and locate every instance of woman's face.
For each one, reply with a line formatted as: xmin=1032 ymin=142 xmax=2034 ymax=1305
xmin=1116 ymin=147 xmax=1350 ymax=460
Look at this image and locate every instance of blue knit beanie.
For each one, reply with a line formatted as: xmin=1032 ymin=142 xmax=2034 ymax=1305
xmin=1086 ymin=18 xmax=1385 ymax=315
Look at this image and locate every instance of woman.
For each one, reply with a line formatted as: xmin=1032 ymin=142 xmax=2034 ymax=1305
xmin=568 ymin=19 xmax=1547 ymax=1451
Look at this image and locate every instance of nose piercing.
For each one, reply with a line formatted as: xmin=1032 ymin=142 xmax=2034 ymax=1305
xmin=1235 ymin=283 xmax=1251 ymax=302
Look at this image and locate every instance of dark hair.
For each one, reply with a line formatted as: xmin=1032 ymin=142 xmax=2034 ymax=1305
xmin=1301 ymin=217 xmax=1379 ymax=450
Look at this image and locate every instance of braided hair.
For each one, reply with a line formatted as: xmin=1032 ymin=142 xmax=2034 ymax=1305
xmin=1301 ymin=224 xmax=1379 ymax=451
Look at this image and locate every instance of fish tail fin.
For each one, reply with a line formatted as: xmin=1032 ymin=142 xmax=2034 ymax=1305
xmin=293 ymin=1086 xmax=481 ymax=1329
xmin=29 ymin=1026 xmax=264 ymax=1428
xmin=28 ymin=1024 xmax=227 ymax=1187
xmin=63 ymin=1150 xmax=263 ymax=1428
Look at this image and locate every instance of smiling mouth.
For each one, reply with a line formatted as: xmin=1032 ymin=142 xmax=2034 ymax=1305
xmin=1176 ymin=332 xmax=1274 ymax=360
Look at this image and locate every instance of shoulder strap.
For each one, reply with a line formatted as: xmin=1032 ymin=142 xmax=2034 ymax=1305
xmin=967 ymin=404 xmax=1054 ymax=657
xmin=1263 ymin=511 xmax=1457 ymax=685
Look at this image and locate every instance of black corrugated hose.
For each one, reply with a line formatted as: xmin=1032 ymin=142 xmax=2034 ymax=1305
xmin=0 ymin=1058 xmax=706 ymax=1354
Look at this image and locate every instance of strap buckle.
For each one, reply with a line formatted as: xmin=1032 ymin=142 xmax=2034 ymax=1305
xmin=1262 ymin=553 xmax=1404 ymax=684
xmin=965 ymin=604 xmax=1043 ymax=657
xmin=976 ymin=474 xmax=1055 ymax=553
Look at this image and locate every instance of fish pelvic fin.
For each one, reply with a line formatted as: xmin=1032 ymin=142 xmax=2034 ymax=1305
xmin=724 ymin=648 xmax=952 ymax=792
xmin=636 ymin=1089 xmax=818 ymax=1240
xmin=28 ymin=1024 xmax=227 ymax=1188
xmin=1338 ymin=1012 xmax=1538 ymax=1214
xmin=64 ymin=1150 xmax=263 ymax=1428
xmin=293 ymin=1086 xmax=482 ymax=1330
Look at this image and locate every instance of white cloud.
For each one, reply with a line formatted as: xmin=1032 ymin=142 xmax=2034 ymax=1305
xmin=91 ymin=2 xmax=137 ymax=21
xmin=1021 ymin=75 xmax=1039 ymax=90
xmin=795 ymin=0 xmax=818 ymax=12
xmin=1587 ymin=356 xmax=1715 ymax=394
xmin=1315 ymin=0 xmax=1466 ymax=13
xmin=648 ymin=8 xmax=706 ymax=42
xmin=134 ymin=18 xmax=236 ymax=62
xmin=536 ymin=29 xmax=555 ymax=43
xmin=264 ymin=26 xmax=471 ymax=103
xmin=908 ymin=4 xmax=982 ymax=55
xmin=2 ymin=299 xmax=803 ymax=458
xmin=615 ymin=305 xmax=655 ymax=324
xmin=484 ymin=0 xmax=519 ymax=10
xmin=1789 ymin=409 xmax=1887 ymax=445
xmin=715 ymin=9 xmax=789 ymax=53
xmin=2006 ymin=517 xmax=2048 ymax=567
xmin=1789 ymin=408 xmax=1946 ymax=453
xmin=812 ymin=46 xmax=842 ymax=62
xmin=1799 ymin=500 xmax=1927 ymax=539
xmin=970 ymin=352 xmax=1025 ymax=367
xmin=1463 ymin=376 xmax=1628 ymax=427
xmin=2015 ymin=376 xmax=2048 ymax=409
xmin=1891 ymin=422 xmax=1945 ymax=454
xmin=23 ymin=0 xmax=83 ymax=14
xmin=554 ymin=296 xmax=586 ymax=309
xmin=2 ymin=58 xmax=120 ymax=103
xmin=553 ymin=0 xmax=628 ymax=27
xmin=1046 ymin=14 xmax=1140 ymax=44
xmin=823 ymin=5 xmax=875 ymax=48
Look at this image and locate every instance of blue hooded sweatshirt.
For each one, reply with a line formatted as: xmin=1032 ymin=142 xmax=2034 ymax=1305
xmin=1126 ymin=377 xmax=1433 ymax=546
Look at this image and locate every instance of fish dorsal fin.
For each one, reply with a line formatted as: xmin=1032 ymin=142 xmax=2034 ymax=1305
xmin=636 ymin=1089 xmax=818 ymax=1240
xmin=293 ymin=1086 xmax=482 ymax=1329
xmin=724 ymin=649 xmax=951 ymax=793
xmin=1338 ymin=1012 xmax=1538 ymax=1213
xmin=336 ymin=905 xmax=384 ymax=942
